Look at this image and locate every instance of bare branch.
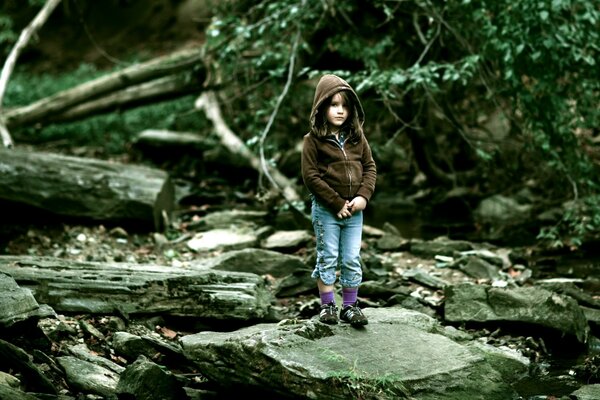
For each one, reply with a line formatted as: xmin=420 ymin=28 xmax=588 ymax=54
xmin=195 ymin=91 xmax=302 ymax=204
xmin=257 ymin=27 xmax=302 ymax=200
xmin=0 ymin=0 xmax=63 ymax=148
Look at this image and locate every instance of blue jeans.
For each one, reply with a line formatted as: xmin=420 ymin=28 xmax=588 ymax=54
xmin=310 ymin=198 xmax=363 ymax=287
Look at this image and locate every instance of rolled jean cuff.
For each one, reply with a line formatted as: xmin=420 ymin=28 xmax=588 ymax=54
xmin=311 ymin=268 xmax=336 ymax=286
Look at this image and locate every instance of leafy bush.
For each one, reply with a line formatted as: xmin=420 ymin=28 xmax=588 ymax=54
xmin=203 ymin=0 xmax=600 ymax=246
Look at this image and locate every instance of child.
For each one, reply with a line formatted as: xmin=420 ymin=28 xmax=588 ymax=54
xmin=301 ymin=74 xmax=377 ymax=326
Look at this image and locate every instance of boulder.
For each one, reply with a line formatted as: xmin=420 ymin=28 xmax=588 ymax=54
xmin=180 ymin=307 xmax=520 ymax=399
xmin=444 ymin=283 xmax=589 ymax=344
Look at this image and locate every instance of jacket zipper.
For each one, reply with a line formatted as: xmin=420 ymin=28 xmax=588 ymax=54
xmin=327 ymin=137 xmax=352 ymax=198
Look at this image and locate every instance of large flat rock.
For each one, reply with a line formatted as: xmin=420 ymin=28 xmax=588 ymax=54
xmin=180 ymin=307 xmax=520 ymax=399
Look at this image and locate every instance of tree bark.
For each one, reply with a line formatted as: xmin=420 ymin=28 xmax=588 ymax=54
xmin=0 ymin=256 xmax=274 ymax=321
xmin=0 ymin=148 xmax=174 ymax=231
xmin=0 ymin=0 xmax=63 ymax=148
xmin=47 ymin=73 xmax=202 ymax=124
xmin=4 ymin=48 xmax=206 ymax=129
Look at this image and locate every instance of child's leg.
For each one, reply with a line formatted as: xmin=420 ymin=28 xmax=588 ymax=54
xmin=338 ymin=212 xmax=368 ymax=325
xmin=318 ymin=279 xmax=335 ymax=305
xmin=310 ymin=199 xmax=342 ymax=295
xmin=342 ymin=286 xmax=358 ymax=307
xmin=339 ymin=210 xmax=363 ymax=290
xmin=310 ymin=199 xmax=343 ymax=324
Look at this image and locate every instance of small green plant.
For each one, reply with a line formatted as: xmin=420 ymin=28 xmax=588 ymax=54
xmin=537 ymin=195 xmax=600 ymax=249
xmin=318 ymin=349 xmax=409 ymax=399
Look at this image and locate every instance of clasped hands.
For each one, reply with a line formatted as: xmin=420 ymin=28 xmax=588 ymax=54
xmin=337 ymin=196 xmax=367 ymax=219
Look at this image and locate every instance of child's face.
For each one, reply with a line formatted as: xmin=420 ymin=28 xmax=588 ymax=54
xmin=326 ymin=93 xmax=348 ymax=131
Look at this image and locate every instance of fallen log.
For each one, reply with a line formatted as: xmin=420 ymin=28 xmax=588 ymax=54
xmin=47 ymin=73 xmax=202 ymax=124
xmin=0 ymin=147 xmax=174 ymax=231
xmin=4 ymin=47 xmax=205 ymax=129
xmin=0 ymin=255 xmax=274 ymax=321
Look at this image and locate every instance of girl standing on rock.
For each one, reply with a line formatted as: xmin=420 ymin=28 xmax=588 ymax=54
xmin=301 ymin=74 xmax=377 ymax=326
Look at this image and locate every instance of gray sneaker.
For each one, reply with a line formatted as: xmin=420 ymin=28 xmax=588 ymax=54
xmin=340 ymin=302 xmax=368 ymax=326
xmin=319 ymin=302 xmax=338 ymax=324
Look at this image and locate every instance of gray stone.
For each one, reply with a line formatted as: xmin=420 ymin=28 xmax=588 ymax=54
xmin=199 ymin=209 xmax=268 ymax=229
xmin=273 ymin=270 xmax=315 ymax=297
xmin=186 ymin=228 xmax=258 ymax=252
xmin=0 ymin=338 xmax=58 ymax=395
xmin=457 ymin=256 xmax=501 ymax=280
xmin=474 ymin=194 xmax=532 ymax=225
xmin=410 ymin=237 xmax=474 ymax=258
xmin=0 ymin=272 xmax=40 ymax=328
xmin=0 ymin=256 xmax=273 ymax=321
xmin=56 ymin=356 xmax=118 ymax=398
xmin=0 ymin=385 xmax=38 ymax=400
xmin=67 ymin=343 xmax=125 ymax=374
xmin=375 ymin=234 xmax=411 ymax=251
xmin=112 ymin=331 xmax=183 ymax=363
xmin=112 ymin=332 xmax=158 ymax=361
xmin=402 ymin=268 xmax=449 ymax=289
xmin=569 ymin=384 xmax=600 ymax=400
xmin=0 ymin=371 xmax=20 ymax=388
xmin=466 ymin=340 xmax=530 ymax=381
xmin=444 ymin=283 xmax=589 ymax=343
xmin=197 ymin=248 xmax=309 ymax=278
xmin=116 ymin=356 xmax=186 ymax=400
xmin=261 ymin=230 xmax=312 ymax=251
xmin=180 ymin=307 xmax=519 ymax=400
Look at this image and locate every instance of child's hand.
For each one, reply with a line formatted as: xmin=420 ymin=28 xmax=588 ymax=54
xmin=348 ymin=196 xmax=367 ymax=213
xmin=337 ymin=201 xmax=351 ymax=219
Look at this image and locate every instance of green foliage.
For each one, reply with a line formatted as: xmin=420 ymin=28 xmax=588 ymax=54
xmin=0 ymin=0 xmax=48 ymax=55
xmin=1 ymin=0 xmax=597 ymax=245
xmin=537 ymin=196 xmax=600 ymax=248
xmin=204 ymin=0 xmax=599 ymax=246
xmin=5 ymin=63 xmax=101 ymax=107
xmin=467 ymin=0 xmax=599 ymax=177
xmin=461 ymin=0 xmax=600 ymax=246
xmin=0 ymin=13 xmax=16 ymax=52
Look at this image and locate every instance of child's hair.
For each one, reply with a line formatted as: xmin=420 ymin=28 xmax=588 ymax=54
xmin=313 ymin=90 xmax=363 ymax=141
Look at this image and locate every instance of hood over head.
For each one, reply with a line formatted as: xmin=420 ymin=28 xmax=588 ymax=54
xmin=309 ymin=74 xmax=364 ymax=131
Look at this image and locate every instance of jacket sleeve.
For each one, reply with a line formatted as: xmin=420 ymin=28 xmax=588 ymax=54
xmin=301 ymin=135 xmax=348 ymax=213
xmin=355 ymin=137 xmax=377 ymax=202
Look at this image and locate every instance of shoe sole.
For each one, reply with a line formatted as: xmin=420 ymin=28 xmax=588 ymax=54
xmin=341 ymin=319 xmax=368 ymax=326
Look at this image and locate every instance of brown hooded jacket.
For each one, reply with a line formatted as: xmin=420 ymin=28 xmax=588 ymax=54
xmin=301 ymin=74 xmax=377 ymax=213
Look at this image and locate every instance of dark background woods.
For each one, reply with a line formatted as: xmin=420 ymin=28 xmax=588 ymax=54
xmin=1 ymin=0 xmax=599 ymax=249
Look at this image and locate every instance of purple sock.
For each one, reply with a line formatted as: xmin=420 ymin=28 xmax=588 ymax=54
xmin=342 ymin=287 xmax=358 ymax=307
xmin=320 ymin=291 xmax=335 ymax=305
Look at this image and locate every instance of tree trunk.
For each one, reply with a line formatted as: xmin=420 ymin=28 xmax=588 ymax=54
xmin=0 ymin=148 xmax=174 ymax=231
xmin=0 ymin=256 xmax=274 ymax=321
xmin=4 ymin=48 xmax=205 ymax=129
